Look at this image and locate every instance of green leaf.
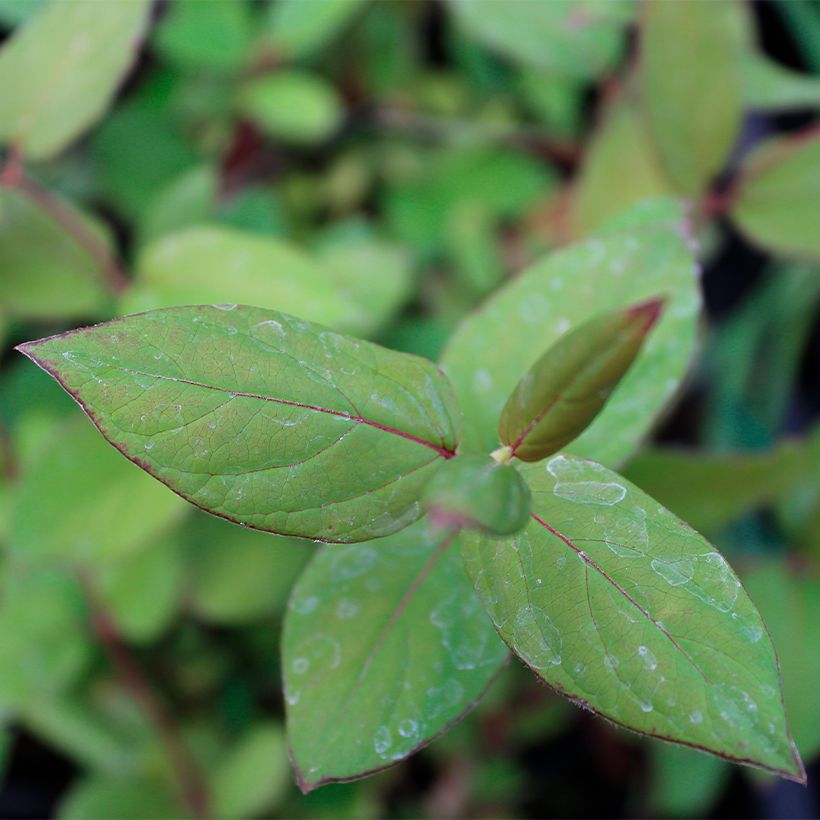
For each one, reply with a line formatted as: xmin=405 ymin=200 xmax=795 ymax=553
xmin=154 ymin=0 xmax=253 ymax=74
xmin=185 ymin=512 xmax=312 ymax=625
xmin=743 ymin=561 xmax=820 ymax=761
xmin=0 ymin=0 xmax=152 ymax=160
xmin=462 ymin=454 xmax=805 ymax=782
xmin=17 ymin=305 xmax=461 ymax=543
xmin=648 ymin=743 xmax=729 ymax=817
xmin=640 ymin=0 xmax=747 ymax=195
xmin=571 ymin=100 xmax=671 ymax=237
xmin=422 ymin=455 xmax=531 ymax=536
xmin=284 ymin=521 xmax=506 ymax=790
xmin=211 ymin=724 xmax=290 ymax=818
xmin=11 ymin=416 xmax=186 ymax=565
xmin=0 ymin=187 xmax=111 ymax=320
xmin=730 ymin=131 xmax=820 ymax=260
xmin=622 ymin=436 xmax=816 ymax=535
xmin=266 ymin=0 xmax=366 ymax=60
xmin=441 ymin=200 xmax=700 ymax=468
xmin=60 ymin=776 xmax=182 ymax=820
xmin=121 ymin=225 xmax=361 ymax=331
xmin=499 ymin=298 xmax=664 ymax=462
xmin=743 ymin=51 xmax=820 ymax=112
xmin=449 ymin=0 xmax=632 ymax=80
xmin=237 ymin=70 xmax=343 ymax=145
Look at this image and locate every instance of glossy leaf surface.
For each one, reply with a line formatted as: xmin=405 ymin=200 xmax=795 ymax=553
xmin=731 ymin=132 xmax=820 ymax=259
xmin=462 ymin=455 xmax=805 ymax=782
xmin=284 ymin=522 xmax=506 ymax=790
xmin=423 ymin=455 xmax=531 ymax=536
xmin=641 ymin=0 xmax=746 ymax=195
xmin=499 ymin=298 xmax=664 ymax=462
xmin=0 ymin=0 xmax=151 ymax=159
xmin=441 ymin=201 xmax=699 ymax=467
xmin=17 ymin=306 xmax=461 ymax=543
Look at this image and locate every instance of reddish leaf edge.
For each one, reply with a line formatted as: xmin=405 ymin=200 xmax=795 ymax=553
xmin=492 ymin=511 xmax=807 ymax=785
xmin=14 ymin=308 xmax=456 ymax=543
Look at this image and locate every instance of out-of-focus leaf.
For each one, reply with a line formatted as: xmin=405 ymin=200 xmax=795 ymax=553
xmin=449 ymin=0 xmax=632 ymax=80
xmin=640 ymin=0 xmax=747 ymax=195
xmin=441 ymin=199 xmax=700 ymax=467
xmin=186 ymin=512 xmax=312 ymax=625
xmin=0 ymin=0 xmax=45 ymax=27
xmin=463 ymin=454 xmax=805 ymax=782
xmin=0 ymin=569 xmax=91 ymax=709
xmin=95 ymin=535 xmax=184 ymax=644
xmin=731 ymin=131 xmax=820 ymax=260
xmin=154 ymin=0 xmax=252 ymax=74
xmin=444 ymin=202 xmax=504 ymax=298
xmin=284 ymin=521 xmax=506 ymax=790
xmin=11 ymin=416 xmax=186 ymax=565
xmin=648 ymin=743 xmax=729 ymax=817
xmin=572 ymin=100 xmax=670 ymax=237
xmin=266 ymin=0 xmax=366 ymax=60
xmin=0 ymin=725 xmax=9 ymax=783
xmin=519 ymin=70 xmax=583 ymax=140
xmin=774 ymin=0 xmax=820 ymax=73
xmin=743 ymin=561 xmax=820 ymax=761
xmin=623 ymin=435 xmax=816 ymax=535
xmin=211 ymin=724 xmax=289 ymax=818
xmin=0 ymin=0 xmax=152 ymax=160
xmin=139 ymin=165 xmax=218 ymax=246
xmin=218 ymin=187 xmax=285 ymax=235
xmin=743 ymin=51 xmax=820 ymax=112
xmin=0 ymin=187 xmax=111 ymax=319
xmin=499 ymin=298 xmax=664 ymax=462
xmin=122 ymin=225 xmax=361 ymax=331
xmin=60 ymin=776 xmax=181 ymax=820
xmin=18 ymin=306 xmax=461 ymax=543
xmin=237 ymin=70 xmax=342 ymax=145
xmin=423 ymin=455 xmax=531 ymax=535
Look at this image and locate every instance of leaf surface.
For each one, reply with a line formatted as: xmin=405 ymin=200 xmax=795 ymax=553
xmin=462 ymin=454 xmax=805 ymax=781
xmin=284 ymin=522 xmax=507 ymax=790
xmin=441 ymin=200 xmax=699 ymax=467
xmin=743 ymin=51 xmax=820 ymax=112
xmin=267 ymin=0 xmax=366 ymax=59
xmin=17 ymin=305 xmax=461 ymax=543
xmin=0 ymin=0 xmax=152 ymax=159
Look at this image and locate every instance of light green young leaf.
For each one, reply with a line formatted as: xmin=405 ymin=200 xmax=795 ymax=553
xmin=449 ymin=0 xmax=632 ymax=80
xmin=730 ymin=131 xmax=820 ymax=260
xmin=60 ymin=776 xmax=181 ymax=820
xmin=743 ymin=561 xmax=820 ymax=761
xmin=17 ymin=306 xmax=461 ymax=543
xmin=212 ymin=724 xmax=290 ymax=819
xmin=267 ymin=0 xmax=366 ymax=60
xmin=640 ymin=0 xmax=747 ymax=195
xmin=499 ymin=298 xmax=664 ymax=462
xmin=284 ymin=521 xmax=506 ymax=791
xmin=185 ymin=512 xmax=312 ymax=625
xmin=0 ymin=187 xmax=111 ymax=320
xmin=423 ymin=455 xmax=531 ymax=536
xmin=154 ymin=0 xmax=253 ymax=74
xmin=11 ymin=416 xmax=186 ymax=565
xmin=462 ymin=454 xmax=805 ymax=782
xmin=0 ymin=0 xmax=152 ymax=160
xmin=121 ymin=224 xmax=361 ymax=332
xmin=441 ymin=200 xmax=700 ymax=468
xmin=237 ymin=70 xmax=343 ymax=145
xmin=743 ymin=51 xmax=820 ymax=112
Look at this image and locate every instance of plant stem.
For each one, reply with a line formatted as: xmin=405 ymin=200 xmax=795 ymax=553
xmin=85 ymin=586 xmax=210 ymax=819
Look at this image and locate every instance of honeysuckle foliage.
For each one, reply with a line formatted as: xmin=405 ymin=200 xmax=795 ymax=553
xmin=16 ymin=210 xmax=805 ymax=791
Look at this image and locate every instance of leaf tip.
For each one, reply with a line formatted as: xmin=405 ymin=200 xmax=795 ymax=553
xmin=627 ymin=295 xmax=666 ymax=334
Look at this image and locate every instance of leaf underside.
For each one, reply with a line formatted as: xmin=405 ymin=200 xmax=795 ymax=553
xmin=17 ymin=305 xmax=461 ymax=543
xmin=283 ymin=521 xmax=507 ymax=790
xmin=462 ymin=454 xmax=805 ymax=783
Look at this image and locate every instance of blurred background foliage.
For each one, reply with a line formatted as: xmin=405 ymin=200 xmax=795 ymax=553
xmin=0 ymin=0 xmax=818 ymax=817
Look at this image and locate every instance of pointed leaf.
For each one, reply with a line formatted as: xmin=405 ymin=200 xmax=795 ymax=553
xmin=423 ymin=455 xmax=531 ymax=536
xmin=284 ymin=521 xmax=507 ymax=790
xmin=0 ymin=0 xmax=152 ymax=160
xmin=16 ymin=305 xmax=461 ymax=543
xmin=730 ymin=131 xmax=820 ymax=260
xmin=743 ymin=51 xmax=820 ymax=112
xmin=640 ymin=0 xmax=747 ymax=195
xmin=461 ymin=454 xmax=805 ymax=782
xmin=499 ymin=298 xmax=664 ymax=462
xmin=441 ymin=199 xmax=700 ymax=468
